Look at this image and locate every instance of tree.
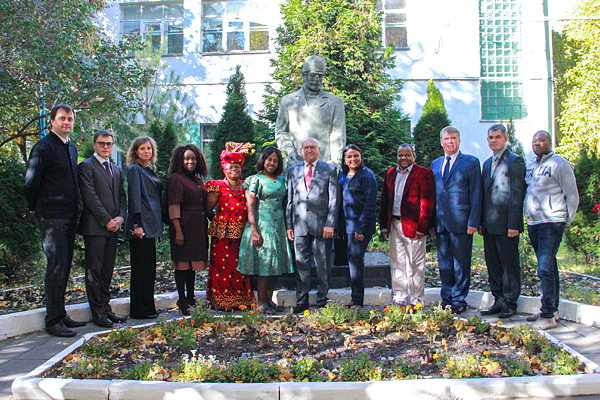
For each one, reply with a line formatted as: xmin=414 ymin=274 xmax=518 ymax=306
xmin=412 ymin=80 xmax=451 ymax=168
xmin=261 ymin=0 xmax=410 ymax=186
xmin=554 ymin=0 xmax=600 ymax=161
xmin=506 ymin=117 xmax=525 ymax=157
xmin=150 ymin=120 xmax=178 ymax=183
xmin=0 ymin=0 xmax=154 ymax=158
xmin=211 ymin=66 xmax=257 ymax=179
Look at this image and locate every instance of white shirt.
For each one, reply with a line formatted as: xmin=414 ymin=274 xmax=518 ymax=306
xmin=303 ymin=159 xmax=319 ymax=176
xmin=392 ymin=164 xmax=413 ymax=217
xmin=442 ymin=152 xmax=459 ymax=177
xmin=94 ymin=153 xmax=111 ymax=174
xmin=52 ymin=131 xmax=68 ymax=144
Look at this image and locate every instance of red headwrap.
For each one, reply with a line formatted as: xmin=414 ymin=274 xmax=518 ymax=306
xmin=220 ymin=142 xmax=255 ymax=173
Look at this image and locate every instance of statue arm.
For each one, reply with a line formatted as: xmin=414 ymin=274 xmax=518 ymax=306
xmin=329 ymin=96 xmax=346 ymax=165
xmin=275 ymin=98 xmax=301 ymax=162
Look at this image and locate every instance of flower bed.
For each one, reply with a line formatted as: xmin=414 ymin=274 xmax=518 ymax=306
xmin=44 ymin=303 xmax=585 ymax=383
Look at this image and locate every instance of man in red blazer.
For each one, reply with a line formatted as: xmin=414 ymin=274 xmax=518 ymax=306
xmin=380 ymin=144 xmax=435 ymax=305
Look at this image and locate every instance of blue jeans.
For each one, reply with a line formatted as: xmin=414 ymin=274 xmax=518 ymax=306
xmin=343 ymin=232 xmax=372 ymax=306
xmin=527 ymin=222 xmax=565 ymax=319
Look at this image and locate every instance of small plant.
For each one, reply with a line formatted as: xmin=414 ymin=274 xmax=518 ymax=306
xmin=340 ymin=352 xmax=387 ymax=381
xmin=288 ymin=356 xmax=327 ymax=382
xmin=177 ymin=352 xmax=223 ymax=382
xmin=393 ymin=358 xmax=420 ymax=379
xmin=441 ymin=353 xmax=481 ymax=378
xmin=225 ymin=356 xmax=279 ymax=383
xmin=121 ymin=360 xmax=153 ymax=380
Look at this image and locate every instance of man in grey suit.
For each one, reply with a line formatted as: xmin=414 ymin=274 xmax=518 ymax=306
xmin=479 ymin=124 xmax=526 ymax=318
xmin=79 ymin=130 xmax=128 ymax=328
xmin=275 ymin=55 xmax=346 ymax=168
xmin=286 ymin=138 xmax=339 ymax=313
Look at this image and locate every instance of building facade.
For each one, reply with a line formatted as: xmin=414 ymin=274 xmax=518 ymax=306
xmin=98 ymin=0 xmax=569 ymax=162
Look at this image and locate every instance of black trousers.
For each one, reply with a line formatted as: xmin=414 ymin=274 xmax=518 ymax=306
xmin=483 ymin=233 xmax=521 ymax=310
xmin=84 ymin=233 xmax=118 ymax=317
xmin=129 ymin=238 xmax=157 ymax=318
xmin=37 ymin=217 xmax=77 ymax=326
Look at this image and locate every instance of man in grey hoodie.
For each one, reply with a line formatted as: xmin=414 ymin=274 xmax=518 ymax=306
xmin=524 ymin=130 xmax=579 ymax=330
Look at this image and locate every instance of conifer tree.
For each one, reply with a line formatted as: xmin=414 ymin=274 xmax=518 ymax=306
xmin=150 ymin=120 xmax=178 ymax=183
xmin=211 ymin=66 xmax=256 ymax=179
xmin=506 ymin=117 xmax=525 ymax=157
xmin=261 ymin=0 xmax=410 ymax=186
xmin=412 ymin=79 xmax=451 ymax=168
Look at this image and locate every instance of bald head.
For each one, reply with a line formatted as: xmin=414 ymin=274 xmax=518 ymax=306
xmin=300 ymin=137 xmax=320 ymax=164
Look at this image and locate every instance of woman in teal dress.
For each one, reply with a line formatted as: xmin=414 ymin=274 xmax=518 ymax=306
xmin=238 ymin=147 xmax=293 ymax=313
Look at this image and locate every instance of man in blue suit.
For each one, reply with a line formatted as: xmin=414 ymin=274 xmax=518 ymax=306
xmin=431 ymin=126 xmax=482 ymax=314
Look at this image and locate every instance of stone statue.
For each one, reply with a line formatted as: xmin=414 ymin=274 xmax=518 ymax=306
xmin=275 ymin=55 xmax=346 ymax=168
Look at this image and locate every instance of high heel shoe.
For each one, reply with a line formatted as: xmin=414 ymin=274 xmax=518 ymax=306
xmin=177 ymin=300 xmax=191 ymax=316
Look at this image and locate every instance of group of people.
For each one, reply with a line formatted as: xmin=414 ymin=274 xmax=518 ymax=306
xmin=24 ymin=97 xmax=577 ymax=338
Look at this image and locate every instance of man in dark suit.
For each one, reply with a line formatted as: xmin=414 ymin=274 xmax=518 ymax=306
xmin=380 ymin=144 xmax=435 ymax=306
xmin=479 ymin=124 xmax=526 ymax=318
xmin=24 ymin=104 xmax=86 ymax=337
xmin=431 ymin=126 xmax=482 ymax=314
xmin=79 ymin=130 xmax=128 ymax=328
xmin=286 ymin=138 xmax=339 ymax=313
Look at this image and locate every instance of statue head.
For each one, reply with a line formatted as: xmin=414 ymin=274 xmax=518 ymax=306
xmin=302 ymin=56 xmax=326 ymax=93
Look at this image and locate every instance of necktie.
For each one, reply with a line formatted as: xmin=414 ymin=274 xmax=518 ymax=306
xmin=305 ymin=163 xmax=313 ymax=189
xmin=491 ymin=155 xmax=499 ymax=176
xmin=442 ymin=156 xmax=451 ymax=185
xmin=103 ymin=160 xmax=112 ymax=176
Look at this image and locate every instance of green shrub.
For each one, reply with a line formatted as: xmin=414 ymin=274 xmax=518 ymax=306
xmin=0 ymin=157 xmax=43 ymax=283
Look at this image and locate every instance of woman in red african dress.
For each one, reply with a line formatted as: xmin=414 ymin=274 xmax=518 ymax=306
xmin=205 ymin=142 xmax=256 ymax=310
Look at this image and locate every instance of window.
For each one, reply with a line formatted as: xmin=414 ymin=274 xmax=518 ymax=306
xmin=121 ymin=3 xmax=184 ymax=56
xmin=479 ymin=0 xmax=527 ymax=120
xmin=202 ymin=1 xmax=270 ymax=53
xmin=376 ymin=0 xmax=408 ymax=49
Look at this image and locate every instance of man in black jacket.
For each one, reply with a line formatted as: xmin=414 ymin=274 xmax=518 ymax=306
xmin=24 ymin=104 xmax=86 ymax=337
xmin=479 ymin=124 xmax=526 ymax=318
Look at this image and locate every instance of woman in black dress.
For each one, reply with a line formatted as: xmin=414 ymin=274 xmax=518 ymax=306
xmin=165 ymin=144 xmax=209 ymax=315
xmin=125 ymin=136 xmax=163 ymax=319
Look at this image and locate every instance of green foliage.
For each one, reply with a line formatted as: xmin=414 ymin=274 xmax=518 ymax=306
xmin=340 ymin=352 xmax=386 ymax=381
xmin=506 ymin=117 xmax=525 ymax=157
xmin=554 ymin=0 xmax=600 ymax=160
xmin=110 ymin=38 xmax=195 ymax=155
xmin=210 ymin=66 xmax=257 ymax=179
xmin=412 ymin=80 xmax=450 ymax=168
xmin=519 ymin=232 xmax=540 ymax=296
xmin=150 ymin=121 xmax=178 ymax=183
xmin=227 ymin=356 xmax=280 ymax=383
xmin=0 ymin=0 xmax=154 ymax=157
xmin=288 ymin=357 xmax=327 ymax=382
xmin=564 ymin=148 xmax=600 ymax=264
xmin=177 ymin=354 xmax=222 ymax=382
xmin=261 ymin=0 xmax=410 ymax=187
xmin=392 ymin=358 xmax=420 ymax=379
xmin=0 ymin=157 xmax=42 ymax=281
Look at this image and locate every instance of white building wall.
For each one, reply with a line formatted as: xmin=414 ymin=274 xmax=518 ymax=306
xmin=98 ymin=0 xmax=567 ymax=162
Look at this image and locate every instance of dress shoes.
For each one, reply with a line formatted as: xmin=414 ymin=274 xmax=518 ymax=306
xmin=177 ymin=300 xmax=191 ymax=316
xmin=145 ymin=313 xmax=158 ymax=319
xmin=46 ymin=322 xmax=76 ymax=337
xmin=106 ymin=311 xmax=127 ymax=324
xmin=499 ymin=307 xmax=516 ymax=318
xmin=480 ymin=304 xmax=503 ymax=316
xmin=92 ymin=314 xmax=114 ymax=328
xmin=451 ymin=305 xmax=467 ymax=314
xmin=63 ymin=316 xmax=86 ymax=328
xmin=293 ymin=304 xmax=310 ymax=314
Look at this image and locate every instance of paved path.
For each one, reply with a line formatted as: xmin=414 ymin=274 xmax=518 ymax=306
xmin=2 ymin=306 xmax=600 ymax=400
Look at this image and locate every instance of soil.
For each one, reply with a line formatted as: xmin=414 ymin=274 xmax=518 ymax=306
xmin=44 ymin=307 xmax=583 ymax=382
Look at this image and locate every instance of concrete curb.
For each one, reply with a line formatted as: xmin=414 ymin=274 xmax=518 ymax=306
xmin=2 ymin=287 xmax=600 ymax=340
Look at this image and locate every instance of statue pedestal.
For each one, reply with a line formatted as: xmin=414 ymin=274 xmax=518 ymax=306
xmin=274 ymin=252 xmax=391 ymax=290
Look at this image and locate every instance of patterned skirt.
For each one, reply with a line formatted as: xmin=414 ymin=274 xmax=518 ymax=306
xmin=206 ymin=237 xmax=256 ymax=310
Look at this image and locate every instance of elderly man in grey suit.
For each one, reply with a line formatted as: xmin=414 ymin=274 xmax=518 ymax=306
xmin=286 ymin=138 xmax=339 ymax=313
xmin=479 ymin=124 xmax=526 ymax=318
xmin=275 ymin=55 xmax=346 ymax=168
xmin=79 ymin=130 xmax=128 ymax=328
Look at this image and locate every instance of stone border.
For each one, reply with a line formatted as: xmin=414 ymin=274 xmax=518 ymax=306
xmin=3 ymin=287 xmax=600 ymax=340
xmin=10 ymin=317 xmax=600 ymax=400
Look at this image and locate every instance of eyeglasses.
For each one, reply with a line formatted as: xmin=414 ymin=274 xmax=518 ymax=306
xmin=95 ymin=141 xmax=114 ymax=148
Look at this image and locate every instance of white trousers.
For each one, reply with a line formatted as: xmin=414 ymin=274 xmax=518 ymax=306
xmin=389 ymin=218 xmax=426 ymax=305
